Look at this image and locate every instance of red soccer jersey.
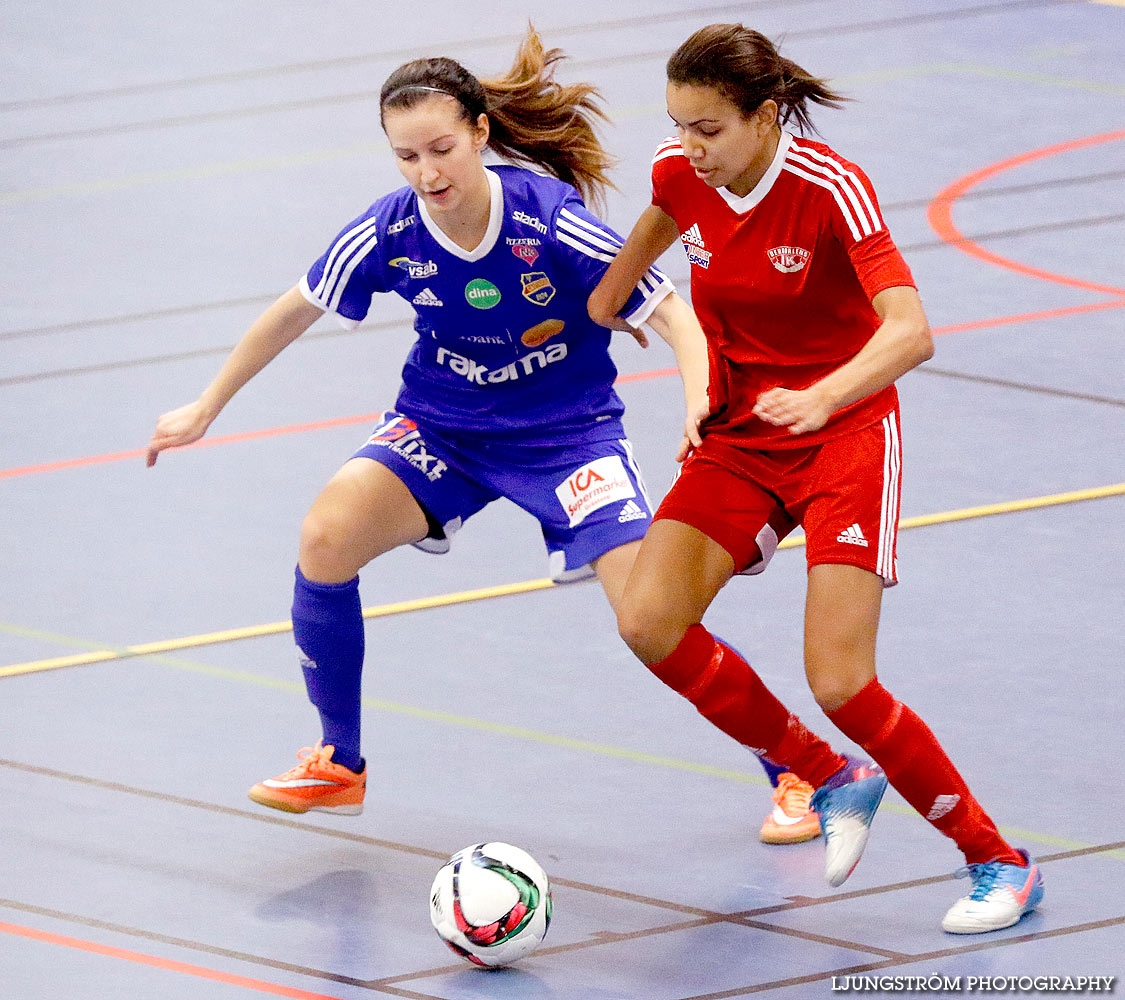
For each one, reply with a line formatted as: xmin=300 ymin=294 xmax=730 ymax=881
xmin=651 ymin=131 xmax=915 ymax=449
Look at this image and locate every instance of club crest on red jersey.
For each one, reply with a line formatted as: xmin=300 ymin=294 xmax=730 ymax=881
xmin=767 ymin=246 xmax=811 ymax=273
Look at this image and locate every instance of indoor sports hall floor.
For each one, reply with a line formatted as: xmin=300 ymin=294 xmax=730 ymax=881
xmin=2 ymin=1 xmax=1122 ymax=997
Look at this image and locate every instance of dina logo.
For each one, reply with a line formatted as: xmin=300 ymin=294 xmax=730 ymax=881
xmin=464 ymin=278 xmax=502 ymax=309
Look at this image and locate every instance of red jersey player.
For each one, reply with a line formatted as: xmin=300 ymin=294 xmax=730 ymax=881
xmin=590 ymin=24 xmax=1043 ymax=934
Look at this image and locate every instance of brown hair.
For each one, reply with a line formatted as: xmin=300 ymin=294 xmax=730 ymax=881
xmin=666 ymin=24 xmax=846 ymax=134
xmin=380 ymin=27 xmax=614 ymax=211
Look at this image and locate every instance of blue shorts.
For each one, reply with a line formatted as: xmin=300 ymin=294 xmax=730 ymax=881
xmin=351 ymin=410 xmax=653 ymax=581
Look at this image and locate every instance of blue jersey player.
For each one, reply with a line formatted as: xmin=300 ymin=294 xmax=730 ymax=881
xmin=146 ymin=29 xmax=816 ymax=839
xmin=146 ymin=29 xmax=712 ymax=816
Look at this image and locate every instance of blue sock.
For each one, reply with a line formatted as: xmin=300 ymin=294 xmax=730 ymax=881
xmin=292 ymin=566 xmax=365 ymax=773
xmin=757 ymin=755 xmax=788 ymax=788
xmin=711 ymin=632 xmax=785 ymax=789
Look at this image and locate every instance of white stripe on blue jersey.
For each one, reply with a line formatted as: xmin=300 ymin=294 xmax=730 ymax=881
xmin=326 ymin=229 xmax=380 ymax=313
xmin=314 ymin=217 xmax=380 ymax=307
xmin=555 ymin=209 xmax=669 ymax=306
xmin=558 ymin=207 xmax=624 ymax=247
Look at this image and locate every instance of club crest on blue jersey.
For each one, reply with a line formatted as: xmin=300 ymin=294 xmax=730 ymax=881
xmin=520 ymin=272 xmax=556 ymax=306
xmin=390 ymin=256 xmax=439 ymax=279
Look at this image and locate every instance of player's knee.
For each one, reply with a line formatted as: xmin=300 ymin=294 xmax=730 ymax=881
xmin=804 ymin=647 xmax=872 ymax=713
xmin=616 ymin=596 xmax=682 ymax=665
xmin=299 ymin=509 xmax=356 ymax=582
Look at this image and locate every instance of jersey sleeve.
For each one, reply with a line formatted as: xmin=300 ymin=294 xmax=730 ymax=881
xmin=298 ymin=208 xmax=390 ymax=329
xmin=650 ymin=135 xmax=685 ymax=216
xmin=552 ymin=198 xmax=675 ymax=328
xmin=820 ymin=158 xmax=915 ymax=300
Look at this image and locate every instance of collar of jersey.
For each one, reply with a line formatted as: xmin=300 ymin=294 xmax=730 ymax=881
xmin=416 ymin=167 xmax=504 ymax=262
xmin=715 ymin=130 xmax=793 ymax=214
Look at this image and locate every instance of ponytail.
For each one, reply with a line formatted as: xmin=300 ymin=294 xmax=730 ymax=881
xmin=667 ymin=25 xmax=846 ymax=134
xmin=380 ymin=27 xmax=615 ymax=211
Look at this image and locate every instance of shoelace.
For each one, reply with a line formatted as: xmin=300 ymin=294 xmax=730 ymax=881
xmin=953 ymin=861 xmax=1003 ymax=900
xmin=277 ymin=743 xmax=334 ymax=780
xmin=772 ymin=773 xmax=813 ymax=816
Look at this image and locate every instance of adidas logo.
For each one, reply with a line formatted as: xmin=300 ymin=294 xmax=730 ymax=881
xmin=680 ymin=223 xmax=705 ymax=247
xmin=926 ymin=794 xmax=961 ymax=821
xmin=412 ymin=287 xmax=443 ymax=307
xmin=836 ymin=523 xmax=869 ymax=547
xmin=617 ymin=499 xmax=648 ymax=523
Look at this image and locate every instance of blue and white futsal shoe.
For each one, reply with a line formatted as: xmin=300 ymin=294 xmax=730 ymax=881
xmin=810 ymin=761 xmax=888 ymax=887
xmin=942 ymin=849 xmax=1044 ymax=933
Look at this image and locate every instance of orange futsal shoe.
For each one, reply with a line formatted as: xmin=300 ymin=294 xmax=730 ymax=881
xmin=248 ymin=743 xmax=366 ymax=815
xmin=759 ymin=772 xmax=821 ymax=844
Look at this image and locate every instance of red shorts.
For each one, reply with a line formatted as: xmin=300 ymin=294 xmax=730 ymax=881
xmin=654 ymin=411 xmax=902 ymax=585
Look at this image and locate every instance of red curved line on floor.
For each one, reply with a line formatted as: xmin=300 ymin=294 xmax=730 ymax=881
xmin=927 ymin=129 xmax=1125 ymax=296
xmin=0 ymin=920 xmax=349 ymax=1000
xmin=5 ymin=294 xmax=1124 ymax=483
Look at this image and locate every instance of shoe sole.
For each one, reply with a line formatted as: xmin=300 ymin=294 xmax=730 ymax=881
xmin=942 ymin=907 xmax=1036 ymax=934
xmin=760 ymin=828 xmax=821 ymax=845
xmin=247 ymin=790 xmax=363 ymax=816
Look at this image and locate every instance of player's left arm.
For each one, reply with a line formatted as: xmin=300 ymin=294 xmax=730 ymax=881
xmin=752 ymin=285 xmax=933 ymax=435
xmin=643 ymin=292 xmax=712 ymax=458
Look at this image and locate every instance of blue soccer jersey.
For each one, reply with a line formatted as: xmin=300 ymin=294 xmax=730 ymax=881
xmin=299 ymin=166 xmax=673 ymax=446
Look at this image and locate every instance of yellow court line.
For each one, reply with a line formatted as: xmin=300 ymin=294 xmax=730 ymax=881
xmin=1 ymin=482 xmax=1121 ymax=679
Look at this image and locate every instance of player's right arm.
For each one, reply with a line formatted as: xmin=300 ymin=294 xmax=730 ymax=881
xmin=145 ymin=286 xmax=323 ymax=466
xmin=587 ymin=205 xmax=679 ymax=328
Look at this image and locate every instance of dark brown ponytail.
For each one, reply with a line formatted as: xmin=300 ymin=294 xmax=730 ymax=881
xmin=380 ymin=27 xmax=615 ymax=211
xmin=667 ymin=24 xmax=846 ymax=134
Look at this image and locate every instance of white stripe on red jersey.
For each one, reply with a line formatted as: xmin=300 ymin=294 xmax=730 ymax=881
xmin=791 ymin=140 xmax=884 ymax=230
xmin=652 ymin=136 xmax=684 ymax=165
xmin=784 ymin=139 xmax=883 ymax=240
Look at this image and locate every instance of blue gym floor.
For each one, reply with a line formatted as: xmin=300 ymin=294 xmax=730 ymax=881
xmin=2 ymin=1 xmax=1123 ymax=997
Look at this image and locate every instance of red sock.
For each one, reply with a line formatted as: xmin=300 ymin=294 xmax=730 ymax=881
xmin=649 ymin=625 xmax=846 ymax=788
xmin=828 ymin=678 xmax=1023 ymax=866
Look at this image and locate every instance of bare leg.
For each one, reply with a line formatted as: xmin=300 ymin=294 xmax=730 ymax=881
xmin=804 ymin=563 xmax=881 ymax=713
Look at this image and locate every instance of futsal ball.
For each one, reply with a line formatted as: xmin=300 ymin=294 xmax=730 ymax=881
xmin=429 ymin=842 xmax=552 ymax=967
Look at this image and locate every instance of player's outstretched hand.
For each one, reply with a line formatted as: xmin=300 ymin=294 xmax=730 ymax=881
xmin=752 ymin=386 xmax=832 ymax=435
xmin=146 ymin=400 xmax=215 ymax=466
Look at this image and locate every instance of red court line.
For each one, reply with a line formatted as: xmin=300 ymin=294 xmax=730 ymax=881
xmin=935 ymin=297 xmax=1125 ymax=335
xmin=927 ymin=129 xmax=1125 ymax=296
xmin=6 ymin=295 xmax=1124 ymax=484
xmin=0 ymin=920 xmax=349 ymax=1000
xmin=0 ymin=413 xmax=383 ymax=480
